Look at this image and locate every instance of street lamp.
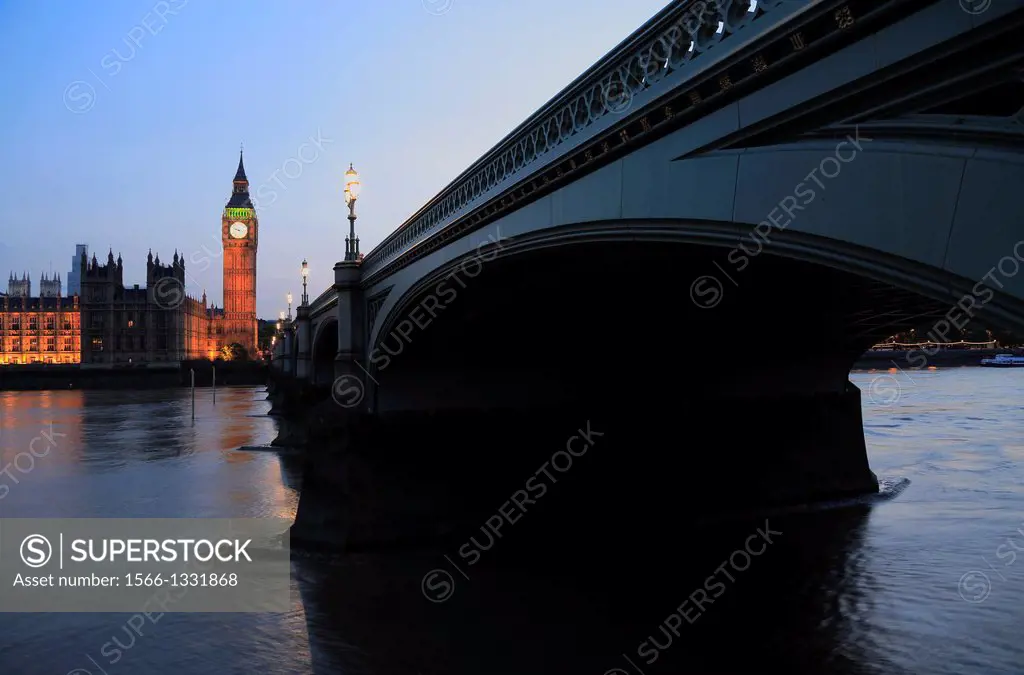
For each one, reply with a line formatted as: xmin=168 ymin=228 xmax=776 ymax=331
xmin=301 ymin=259 xmax=309 ymax=305
xmin=286 ymin=293 xmax=292 ymax=320
xmin=344 ymin=163 xmax=361 ymax=261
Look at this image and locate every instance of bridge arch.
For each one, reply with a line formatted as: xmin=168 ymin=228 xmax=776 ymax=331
xmin=367 ymin=219 xmax=1024 ymax=414
xmin=311 ymin=317 xmax=338 ymax=386
xmin=370 ymin=215 xmax=1024 ymax=374
xmin=359 ymin=226 xmax=961 ymax=526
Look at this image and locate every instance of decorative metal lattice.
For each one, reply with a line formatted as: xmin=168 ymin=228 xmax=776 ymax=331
xmin=362 ymin=0 xmax=786 ymax=277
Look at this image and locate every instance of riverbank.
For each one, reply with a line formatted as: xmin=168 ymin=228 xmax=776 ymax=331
xmin=852 ymin=348 xmax=1022 ymax=370
xmin=0 ymin=360 xmax=269 ymax=390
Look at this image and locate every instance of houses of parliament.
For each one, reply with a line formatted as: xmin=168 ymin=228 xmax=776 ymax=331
xmin=0 ymin=152 xmax=260 ymax=366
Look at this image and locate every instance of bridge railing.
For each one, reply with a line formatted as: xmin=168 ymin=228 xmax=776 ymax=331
xmin=360 ymin=0 xmax=806 ymax=280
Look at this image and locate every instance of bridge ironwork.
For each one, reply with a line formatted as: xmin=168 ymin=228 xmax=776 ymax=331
xmin=360 ymin=0 xmax=819 ymax=281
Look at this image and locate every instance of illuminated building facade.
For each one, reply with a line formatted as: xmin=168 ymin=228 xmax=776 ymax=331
xmin=220 ymin=150 xmax=259 ymax=358
xmin=0 ymin=285 xmax=81 ymax=365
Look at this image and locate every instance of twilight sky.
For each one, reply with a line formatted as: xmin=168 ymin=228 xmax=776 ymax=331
xmin=0 ymin=0 xmax=667 ymax=318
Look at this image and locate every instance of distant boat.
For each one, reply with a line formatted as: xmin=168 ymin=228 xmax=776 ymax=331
xmin=980 ymin=353 xmax=1024 ymax=367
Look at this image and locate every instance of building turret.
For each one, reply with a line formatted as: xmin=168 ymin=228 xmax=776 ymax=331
xmin=6 ymin=272 xmax=30 ymax=297
xmin=40 ymin=271 xmax=61 ymax=298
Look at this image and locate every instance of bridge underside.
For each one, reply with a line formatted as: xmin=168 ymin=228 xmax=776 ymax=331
xmin=372 ymin=239 xmax=953 ymax=410
xmin=296 ymin=238 xmax=955 ymax=551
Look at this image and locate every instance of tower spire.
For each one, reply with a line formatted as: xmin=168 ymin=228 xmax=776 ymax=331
xmin=234 ymin=145 xmax=247 ymax=183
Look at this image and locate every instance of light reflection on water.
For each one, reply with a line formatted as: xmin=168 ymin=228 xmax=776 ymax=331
xmin=0 ymin=371 xmax=1019 ymax=674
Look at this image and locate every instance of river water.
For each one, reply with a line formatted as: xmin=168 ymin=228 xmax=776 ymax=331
xmin=0 ymin=369 xmax=1020 ymax=674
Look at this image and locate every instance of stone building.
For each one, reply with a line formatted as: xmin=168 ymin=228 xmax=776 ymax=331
xmin=0 ymin=279 xmax=81 ymax=365
xmin=7 ymin=272 xmax=31 ymax=298
xmin=40 ymin=272 xmax=61 ymax=298
xmin=78 ymin=249 xmax=216 ymax=364
xmin=219 ymin=150 xmax=259 ymax=357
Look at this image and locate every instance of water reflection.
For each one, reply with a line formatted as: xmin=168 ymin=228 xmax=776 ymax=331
xmin=285 ymin=506 xmax=878 ymax=674
xmin=0 ymin=372 xmax=1020 ymax=674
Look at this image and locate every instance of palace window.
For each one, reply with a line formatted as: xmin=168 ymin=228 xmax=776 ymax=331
xmin=10 ymin=317 xmax=20 ymax=330
xmin=62 ymin=339 xmax=73 ymax=352
xmin=29 ymin=317 xmax=38 ymax=330
xmin=46 ymin=316 xmax=55 ymax=330
xmin=29 ymin=338 xmax=38 ymax=352
xmin=11 ymin=340 xmax=20 ymax=352
xmin=45 ymin=338 xmax=55 ymax=352
xmin=63 ymin=320 xmax=72 ymax=330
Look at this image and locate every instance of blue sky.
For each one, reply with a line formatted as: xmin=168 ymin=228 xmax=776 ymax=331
xmin=0 ymin=0 xmax=667 ymax=317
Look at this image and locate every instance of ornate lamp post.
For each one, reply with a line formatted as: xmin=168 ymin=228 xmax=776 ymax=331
xmin=343 ymin=163 xmax=361 ymax=261
xmin=301 ymin=259 xmax=309 ymax=305
xmin=286 ymin=293 xmax=293 ymax=320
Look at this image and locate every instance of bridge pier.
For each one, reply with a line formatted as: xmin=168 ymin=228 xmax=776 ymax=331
xmin=283 ymin=325 xmax=295 ymax=376
xmin=332 ymin=260 xmax=366 ymax=388
xmin=270 ymin=336 xmax=284 ymax=371
xmin=288 ymin=381 xmax=877 ymax=553
xmin=295 ymin=304 xmax=311 ymax=380
xmin=672 ymin=382 xmax=879 ymax=512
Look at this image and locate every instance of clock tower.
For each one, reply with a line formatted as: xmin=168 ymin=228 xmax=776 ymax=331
xmin=221 ymin=149 xmax=258 ymax=357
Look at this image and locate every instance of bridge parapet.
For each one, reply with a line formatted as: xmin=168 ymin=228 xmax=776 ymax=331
xmin=361 ymin=0 xmax=812 ymax=281
xmin=308 ymin=286 xmax=336 ymax=318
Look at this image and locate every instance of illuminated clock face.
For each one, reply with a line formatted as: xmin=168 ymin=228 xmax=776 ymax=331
xmin=229 ymin=222 xmax=248 ymax=239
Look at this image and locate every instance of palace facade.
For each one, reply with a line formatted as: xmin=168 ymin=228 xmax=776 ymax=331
xmin=0 ymin=274 xmax=81 ymax=365
xmin=78 ymin=249 xmax=219 ymax=364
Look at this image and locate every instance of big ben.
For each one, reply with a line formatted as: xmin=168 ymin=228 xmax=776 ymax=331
xmin=221 ymin=149 xmax=258 ymax=357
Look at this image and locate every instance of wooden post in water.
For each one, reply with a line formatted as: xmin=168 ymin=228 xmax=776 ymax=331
xmin=191 ymin=368 xmax=195 ymax=421
xmin=212 ymin=365 xmax=216 ymax=405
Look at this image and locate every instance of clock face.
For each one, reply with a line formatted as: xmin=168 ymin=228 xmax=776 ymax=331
xmin=229 ymin=222 xmax=248 ymax=239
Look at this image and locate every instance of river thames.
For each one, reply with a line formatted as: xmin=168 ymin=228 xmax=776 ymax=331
xmin=0 ymin=368 xmax=1021 ymax=674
